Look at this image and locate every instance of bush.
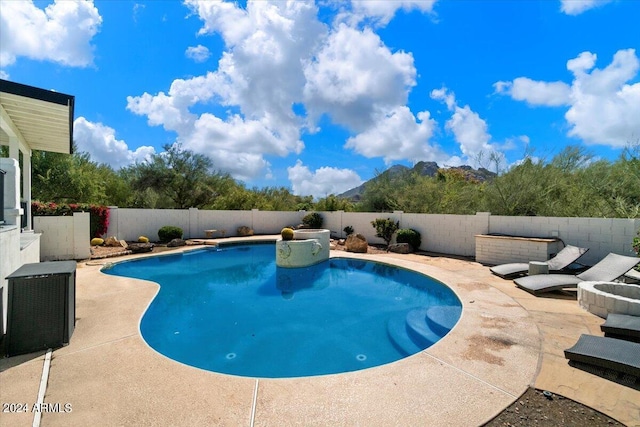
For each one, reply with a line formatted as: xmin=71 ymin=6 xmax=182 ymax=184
xmin=281 ymin=227 xmax=294 ymax=240
xmin=158 ymin=226 xmax=183 ymax=243
xmin=343 ymin=225 xmax=354 ymax=236
xmin=371 ymin=218 xmax=399 ymax=247
xmin=396 ymin=228 xmax=421 ymax=250
xmin=302 ymin=212 xmax=323 ymax=228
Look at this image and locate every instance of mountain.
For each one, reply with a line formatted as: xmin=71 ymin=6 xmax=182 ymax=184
xmin=338 ymin=161 xmax=496 ymax=201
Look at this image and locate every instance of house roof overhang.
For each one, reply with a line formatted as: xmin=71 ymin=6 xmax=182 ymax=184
xmin=0 ymin=79 xmax=75 ymax=154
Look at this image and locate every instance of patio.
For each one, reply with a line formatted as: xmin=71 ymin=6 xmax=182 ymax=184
xmin=1 ymin=239 xmax=639 ymax=426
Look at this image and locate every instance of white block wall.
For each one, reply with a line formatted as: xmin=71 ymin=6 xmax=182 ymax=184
xmin=489 ymin=216 xmax=639 ymax=265
xmin=475 ymin=235 xmax=563 ymax=265
xmin=107 ymin=208 xmax=191 ymax=242
xmin=102 ymin=208 xmax=640 ymax=266
xmin=401 ymin=212 xmax=490 ymax=256
xmin=34 ymin=212 xmax=90 ymax=261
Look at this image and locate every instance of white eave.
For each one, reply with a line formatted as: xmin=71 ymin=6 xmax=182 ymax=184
xmin=0 ymin=79 xmax=75 ymax=154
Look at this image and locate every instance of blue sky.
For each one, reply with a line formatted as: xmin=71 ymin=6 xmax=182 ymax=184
xmin=1 ymin=0 xmax=639 ymax=198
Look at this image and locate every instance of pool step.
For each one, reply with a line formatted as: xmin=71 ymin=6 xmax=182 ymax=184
xmin=425 ymin=306 xmax=461 ymax=337
xmin=387 ymin=308 xmax=441 ymax=356
xmin=387 ymin=312 xmax=423 ymax=356
xmin=405 ymin=308 xmax=441 ymax=347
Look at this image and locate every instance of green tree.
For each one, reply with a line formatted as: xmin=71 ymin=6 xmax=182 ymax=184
xmin=31 ymin=148 xmax=121 ymax=204
xmin=315 ymin=194 xmax=354 ymax=212
xmin=127 ymin=144 xmax=231 ymax=209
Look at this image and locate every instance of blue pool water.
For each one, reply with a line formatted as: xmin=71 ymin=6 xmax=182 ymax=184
xmin=104 ymin=243 xmax=461 ymax=378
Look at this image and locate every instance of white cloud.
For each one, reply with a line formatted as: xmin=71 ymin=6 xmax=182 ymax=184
xmin=431 ymin=87 xmax=499 ymax=161
xmin=73 ymin=118 xmax=155 ymax=169
xmin=129 ymin=0 xmax=439 ymax=186
xmin=0 ymin=70 xmax=9 ymax=80
xmin=129 ymin=1 xmax=323 ymax=180
xmin=185 ymin=0 xmax=253 ymax=46
xmin=287 ymin=160 xmax=363 ymax=197
xmin=349 ymin=0 xmax=438 ymax=26
xmin=185 ymin=45 xmax=211 ymax=63
xmin=0 ymin=0 xmax=102 ymax=67
xmin=560 ymin=0 xmax=613 ymax=15
xmin=344 ymin=106 xmax=441 ymax=164
xmin=496 ymin=49 xmax=640 ymax=147
xmin=303 ymin=23 xmax=416 ymax=131
xmin=493 ymin=78 xmax=571 ymax=106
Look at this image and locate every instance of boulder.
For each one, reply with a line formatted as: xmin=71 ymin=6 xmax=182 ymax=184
xmin=388 ymin=243 xmax=412 ymax=254
xmin=345 ymin=233 xmax=368 ymax=253
xmin=128 ymin=243 xmax=154 ymax=253
xmin=104 ymin=236 xmax=123 ymax=247
xmin=237 ymin=226 xmax=254 ymax=237
xmin=167 ymin=238 xmax=187 ymax=247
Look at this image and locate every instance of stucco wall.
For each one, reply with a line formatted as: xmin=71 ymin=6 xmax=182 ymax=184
xmin=0 ymin=225 xmax=20 ymax=334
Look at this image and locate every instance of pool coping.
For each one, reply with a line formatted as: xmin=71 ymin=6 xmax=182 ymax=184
xmin=1 ymin=237 xmax=638 ymax=426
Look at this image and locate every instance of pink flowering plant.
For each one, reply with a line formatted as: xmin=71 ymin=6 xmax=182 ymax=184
xmin=32 ymin=201 xmax=109 ymax=238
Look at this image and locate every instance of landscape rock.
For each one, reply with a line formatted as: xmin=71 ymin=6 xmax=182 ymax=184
xmin=345 ymin=233 xmax=368 ymax=253
xmin=237 ymin=226 xmax=254 ymax=236
xmin=128 ymin=243 xmax=154 ymax=253
xmin=388 ymin=243 xmax=412 ymax=254
xmin=167 ymin=238 xmax=186 ymax=247
xmin=104 ymin=236 xmax=123 ymax=247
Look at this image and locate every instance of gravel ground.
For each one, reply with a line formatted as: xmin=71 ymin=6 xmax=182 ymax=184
xmin=483 ymin=388 xmax=623 ymax=426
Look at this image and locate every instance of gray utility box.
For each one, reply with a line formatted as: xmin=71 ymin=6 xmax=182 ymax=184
xmin=5 ymin=261 xmax=77 ymax=356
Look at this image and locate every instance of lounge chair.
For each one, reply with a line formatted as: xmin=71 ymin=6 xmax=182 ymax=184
xmin=564 ymin=334 xmax=640 ymax=377
xmin=600 ymin=313 xmax=640 ymax=343
xmin=513 ymin=253 xmax=640 ymax=295
xmin=490 ymin=245 xmax=588 ymax=279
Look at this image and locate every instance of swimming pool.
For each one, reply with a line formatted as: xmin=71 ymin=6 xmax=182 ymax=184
xmin=104 ymin=243 xmax=461 ymax=378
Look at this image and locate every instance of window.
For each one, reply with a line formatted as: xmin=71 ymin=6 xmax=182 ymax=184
xmin=0 ymin=168 xmax=5 ymax=224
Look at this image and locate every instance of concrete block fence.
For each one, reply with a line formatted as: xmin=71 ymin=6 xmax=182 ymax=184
xmin=103 ymin=208 xmax=640 ymax=266
xmin=34 ymin=212 xmax=91 ymax=261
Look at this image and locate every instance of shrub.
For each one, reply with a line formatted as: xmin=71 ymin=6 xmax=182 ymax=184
xmin=91 ymin=237 xmax=104 ymax=246
xmin=158 ymin=226 xmax=183 ymax=243
xmin=396 ymin=228 xmax=422 ymax=250
xmin=302 ymin=212 xmax=323 ymax=228
xmin=281 ymin=227 xmax=294 ymax=240
xmin=138 ymin=236 xmax=149 ymax=243
xmin=371 ymin=218 xmax=399 ymax=248
xmin=343 ymin=225 xmax=354 ymax=236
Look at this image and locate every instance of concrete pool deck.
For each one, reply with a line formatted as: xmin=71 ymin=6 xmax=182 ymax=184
xmin=1 ymin=237 xmax=639 ymax=426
